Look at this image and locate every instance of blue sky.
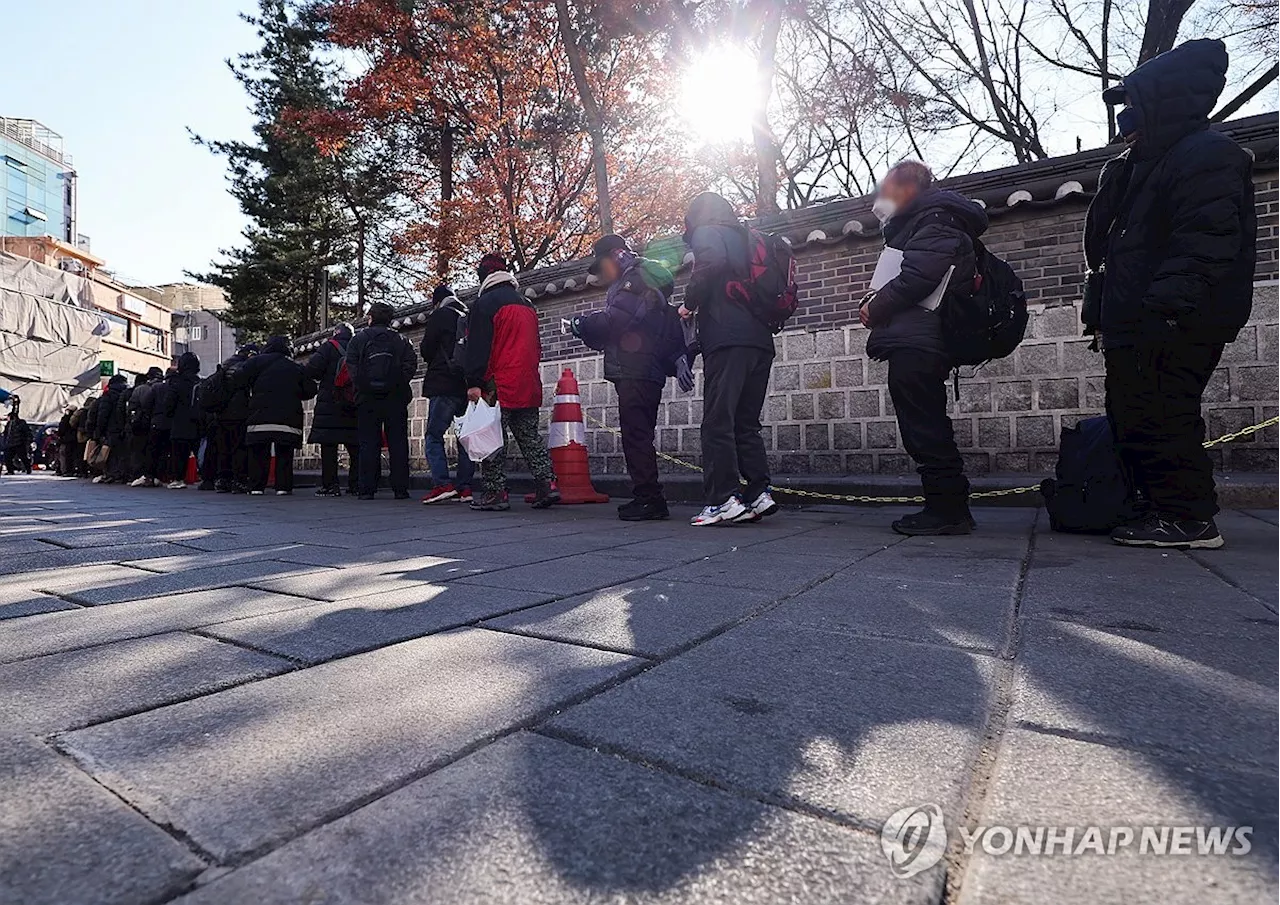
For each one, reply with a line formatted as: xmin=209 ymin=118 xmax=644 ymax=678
xmin=3 ymin=1 xmax=257 ymax=285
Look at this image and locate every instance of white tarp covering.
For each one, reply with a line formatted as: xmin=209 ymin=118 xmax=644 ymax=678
xmin=0 ymin=253 xmax=106 ymax=424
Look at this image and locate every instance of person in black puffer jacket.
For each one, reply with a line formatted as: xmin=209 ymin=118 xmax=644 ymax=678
xmin=234 ymin=336 xmax=317 ymax=495
xmin=93 ymin=373 xmax=131 ymax=484
xmin=680 ymin=192 xmax=778 ymax=527
xmin=418 ymin=285 xmax=474 ymax=504
xmin=1083 ymin=39 xmax=1256 ymax=551
xmin=209 ymin=344 xmax=257 ymax=492
xmin=160 ymin=352 xmax=202 ymax=488
xmin=861 ymin=160 xmax=988 ymax=536
xmin=127 ymin=368 xmax=164 ymax=482
xmin=572 ymin=234 xmax=682 ymax=521
xmin=305 ymin=323 xmax=360 ymax=496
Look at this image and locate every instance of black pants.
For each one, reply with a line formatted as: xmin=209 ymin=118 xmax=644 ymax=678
xmin=320 ymin=443 xmax=360 ymax=492
xmin=1105 ymin=338 xmax=1224 ymax=521
xmin=357 ymin=397 xmax=410 ymax=495
xmin=145 ymin=428 xmax=171 ymax=481
xmin=615 ymin=379 xmax=664 ymax=502
xmin=169 ymin=439 xmax=194 ymax=483
xmin=886 ymin=352 xmax=968 ymax=504
xmin=701 ymin=347 xmax=773 ymax=505
xmin=199 ymin=431 xmax=218 ymax=484
xmin=216 ymin=421 xmax=248 ymax=486
xmin=249 ymin=443 xmax=295 ymax=492
xmin=130 ymin=430 xmax=149 ymax=480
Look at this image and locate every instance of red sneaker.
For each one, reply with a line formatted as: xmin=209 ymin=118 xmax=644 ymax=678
xmin=458 ymin=487 xmax=473 ymax=502
xmin=421 ymin=484 xmax=458 ymax=505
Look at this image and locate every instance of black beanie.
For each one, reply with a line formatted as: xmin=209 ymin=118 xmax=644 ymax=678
xmin=432 ymin=284 xmax=455 ymax=306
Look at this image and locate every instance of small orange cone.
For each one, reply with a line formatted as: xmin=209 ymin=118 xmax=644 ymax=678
xmin=526 ymin=368 xmax=608 ymax=504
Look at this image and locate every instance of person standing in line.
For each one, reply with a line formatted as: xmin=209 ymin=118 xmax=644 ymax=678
xmin=56 ymin=405 xmax=76 ymax=475
xmin=1084 ymin=39 xmax=1256 ymax=550
xmin=127 ymin=368 xmax=164 ymax=484
xmin=234 ymin=336 xmax=317 ymax=496
xmin=346 ymin=302 xmax=418 ymax=500
xmin=572 ymin=234 xmax=691 ymax=521
xmin=161 ymin=352 xmax=202 ymax=489
xmin=211 ymin=344 xmax=257 ymax=493
xmin=465 ymin=253 xmax=559 ymax=512
xmin=93 ymin=373 xmax=130 ymax=484
xmin=859 ymin=160 xmax=988 ymax=536
xmin=305 ymin=322 xmax=361 ymax=497
xmin=418 ymin=285 xmax=474 ymax=504
xmin=679 ymin=192 xmax=778 ymax=526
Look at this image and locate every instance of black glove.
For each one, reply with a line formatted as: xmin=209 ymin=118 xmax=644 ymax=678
xmin=676 ymin=355 xmax=695 ymax=393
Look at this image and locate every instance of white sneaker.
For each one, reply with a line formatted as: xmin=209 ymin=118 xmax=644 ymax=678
xmin=129 ymin=476 xmax=150 ymax=487
xmin=249 ymin=490 xmax=264 ymax=496
xmin=735 ymin=489 xmax=780 ymax=523
xmin=276 ymin=489 xmax=292 ymax=496
xmin=166 ymin=480 xmax=187 ymax=490
xmin=691 ymin=496 xmax=747 ymax=526
xmin=91 ymin=475 xmax=105 ymax=484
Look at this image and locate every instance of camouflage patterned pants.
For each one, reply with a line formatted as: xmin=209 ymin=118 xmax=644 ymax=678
xmin=482 ymin=406 xmax=555 ymax=492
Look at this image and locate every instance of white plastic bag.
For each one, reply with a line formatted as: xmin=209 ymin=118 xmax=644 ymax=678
xmin=454 ymin=399 xmax=505 ymax=461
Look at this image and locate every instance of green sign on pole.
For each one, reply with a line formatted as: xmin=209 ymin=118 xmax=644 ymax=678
xmin=99 ymin=360 xmax=115 ymax=377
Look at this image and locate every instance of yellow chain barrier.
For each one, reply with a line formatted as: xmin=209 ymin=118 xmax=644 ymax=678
xmin=583 ymin=412 xmax=1278 ymax=506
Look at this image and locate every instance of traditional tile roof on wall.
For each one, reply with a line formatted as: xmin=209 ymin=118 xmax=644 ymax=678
xmin=296 ymin=113 xmax=1277 ymax=347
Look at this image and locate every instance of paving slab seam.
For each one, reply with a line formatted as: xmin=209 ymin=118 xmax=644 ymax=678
xmin=184 ymin=627 xmax=313 ymax=667
xmin=1181 ymin=549 xmax=1279 ymax=614
xmin=1235 ymin=507 xmax=1277 ymax=526
xmin=940 ymin=509 xmax=1038 ymax=905
xmin=1010 ymin=719 xmax=1280 ymax=773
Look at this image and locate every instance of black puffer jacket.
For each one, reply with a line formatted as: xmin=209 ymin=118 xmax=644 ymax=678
xmin=129 ymin=376 xmax=163 ymax=434
xmin=577 ymin=253 xmax=677 ymax=385
xmin=235 ymin=338 xmax=318 ymax=447
xmin=304 ymin=326 xmax=358 ymax=446
xmin=1083 ymin=39 xmax=1255 ymax=347
xmin=217 ymin=352 xmax=254 ymax=423
xmin=160 ymin=353 xmax=202 ymax=442
xmin=419 ymin=298 xmax=469 ymax=399
xmin=683 ymin=193 xmax=774 ymax=356
xmin=866 ymin=189 xmax=989 ymax=360
xmin=96 ymin=375 xmax=130 ymax=443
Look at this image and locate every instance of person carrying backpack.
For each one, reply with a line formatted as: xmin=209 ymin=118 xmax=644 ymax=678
xmin=860 ymin=160 xmax=988 ymax=536
xmin=679 ymin=192 xmax=779 ymax=526
xmin=346 ymin=302 xmax=418 ymax=500
xmin=571 ymin=234 xmax=689 ymax=521
xmin=233 ymin=336 xmax=317 ymax=495
xmin=418 ymin=285 xmax=474 ymax=504
xmin=305 ymin=322 xmax=361 ymax=497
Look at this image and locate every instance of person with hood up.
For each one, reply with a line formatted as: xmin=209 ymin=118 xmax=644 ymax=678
xmin=570 ymin=234 xmax=688 ymax=521
xmin=158 ymin=353 xmax=202 ymax=489
xmin=233 ymin=336 xmax=316 ymax=495
xmin=679 ymin=192 xmax=779 ymax=526
xmin=305 ymin=322 xmax=361 ymax=497
xmin=3 ymin=412 xmax=32 ymax=475
xmin=209 ymin=343 xmax=257 ymax=493
xmin=418 ymin=285 xmax=474 ymax=504
xmin=346 ymin=302 xmax=418 ymax=500
xmin=859 ymin=160 xmax=989 ymax=536
xmin=1083 ymin=39 xmax=1255 ymax=550
xmin=93 ymin=373 xmax=132 ymax=484
xmin=127 ymin=367 xmax=165 ymax=483
xmin=57 ymin=406 xmax=76 ymax=475
xmin=465 ymin=253 xmax=559 ymax=511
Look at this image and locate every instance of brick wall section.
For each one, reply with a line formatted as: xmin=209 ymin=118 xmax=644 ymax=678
xmin=300 ymin=175 xmax=1279 ymax=476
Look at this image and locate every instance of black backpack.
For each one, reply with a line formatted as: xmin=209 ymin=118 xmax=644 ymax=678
xmin=941 ymin=238 xmax=1028 ymax=366
xmin=359 ymin=328 xmax=401 ymax=396
xmin=198 ymin=369 xmax=229 ymax=415
xmin=727 ymin=227 xmax=800 ymax=334
xmin=1041 ymin=416 xmax=1141 ymax=533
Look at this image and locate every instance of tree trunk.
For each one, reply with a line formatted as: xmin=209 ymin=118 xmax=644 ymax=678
xmin=437 ymin=124 xmax=454 ymax=277
xmin=554 ymin=0 xmax=613 ymax=233
xmin=753 ymin=7 xmax=783 ymax=216
xmin=1138 ymin=0 xmax=1197 ymax=63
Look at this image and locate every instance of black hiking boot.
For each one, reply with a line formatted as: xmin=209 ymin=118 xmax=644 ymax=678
xmin=618 ymin=498 xmax=669 ymax=521
xmin=1110 ymin=514 xmax=1223 ymax=549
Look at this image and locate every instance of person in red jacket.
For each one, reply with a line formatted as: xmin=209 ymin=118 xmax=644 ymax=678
xmin=464 ymin=253 xmax=559 ymax=511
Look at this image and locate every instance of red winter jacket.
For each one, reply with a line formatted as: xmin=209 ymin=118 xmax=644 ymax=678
xmin=464 ymin=274 xmax=544 ymax=410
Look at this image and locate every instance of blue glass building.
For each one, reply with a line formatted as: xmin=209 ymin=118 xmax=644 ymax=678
xmin=1 ymin=118 xmax=76 ymax=242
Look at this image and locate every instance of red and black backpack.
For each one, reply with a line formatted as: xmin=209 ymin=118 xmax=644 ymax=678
xmin=726 ymin=227 xmax=799 ymax=334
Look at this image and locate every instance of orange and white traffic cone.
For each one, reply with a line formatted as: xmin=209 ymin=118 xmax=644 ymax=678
xmin=526 ymin=368 xmax=608 ymax=504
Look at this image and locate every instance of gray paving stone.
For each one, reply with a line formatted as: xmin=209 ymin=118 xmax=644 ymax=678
xmin=647 ymin=549 xmax=846 ymax=593
xmin=0 ymin=586 xmax=325 ymax=664
xmin=1012 ymin=619 xmax=1278 ymax=764
xmin=0 ymin=541 xmax=187 ymax=575
xmin=178 ymin=732 xmax=939 ymax=905
xmin=1186 ymin=510 xmax=1280 ymax=608
xmin=0 ymin=594 xmax=79 ymax=620
xmin=741 ymin=528 xmax=896 ymax=560
xmin=484 ymin=579 xmax=781 ymax=657
xmin=246 ymin=555 xmax=497 ymax=601
xmin=0 ymin=562 xmax=155 ymax=610
xmin=62 ymin=559 xmax=334 ymax=605
xmin=1243 ymin=508 xmax=1277 ymax=525
xmin=548 ymin=620 xmax=995 ymax=824
xmin=958 ymin=729 xmax=1277 ymax=905
xmin=457 ymin=553 xmax=662 ymax=596
xmin=204 ymin=584 xmax=555 ymax=663
xmin=61 ymin=628 xmax=638 ymax=861
xmin=0 ymin=734 xmax=205 ymax=905
xmin=1 ymin=632 xmax=290 ymax=733
xmin=848 ymin=547 xmax=1023 ymax=589
xmin=117 ymin=545 xmax=309 ymax=573
xmin=763 ymin=573 xmax=1014 ymax=652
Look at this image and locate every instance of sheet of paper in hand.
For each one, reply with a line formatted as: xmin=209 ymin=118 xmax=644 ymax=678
xmin=868 ymin=247 xmax=955 ymax=311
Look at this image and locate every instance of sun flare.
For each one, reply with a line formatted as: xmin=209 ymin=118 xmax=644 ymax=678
xmin=679 ymin=44 xmax=758 ymax=144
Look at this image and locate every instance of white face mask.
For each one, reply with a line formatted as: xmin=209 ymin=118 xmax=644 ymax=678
xmin=872 ymin=196 xmax=897 ymax=224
